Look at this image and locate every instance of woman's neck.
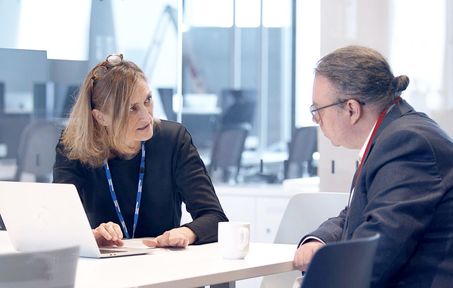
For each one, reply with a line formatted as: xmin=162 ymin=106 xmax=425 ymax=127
xmin=110 ymin=141 xmax=142 ymax=160
xmin=128 ymin=140 xmax=142 ymax=153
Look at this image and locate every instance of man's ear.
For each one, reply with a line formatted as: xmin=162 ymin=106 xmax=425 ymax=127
xmin=92 ymin=109 xmax=110 ymax=127
xmin=347 ymin=99 xmax=362 ymax=125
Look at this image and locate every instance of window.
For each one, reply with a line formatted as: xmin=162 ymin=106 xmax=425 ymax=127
xmin=17 ymin=0 xmax=90 ymax=60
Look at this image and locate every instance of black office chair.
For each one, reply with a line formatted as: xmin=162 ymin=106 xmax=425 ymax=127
xmin=219 ymin=89 xmax=256 ymax=129
xmin=15 ymin=120 xmax=63 ymax=182
xmin=284 ymin=126 xmax=318 ymax=179
xmin=209 ymin=123 xmax=250 ymax=183
xmin=301 ymin=234 xmax=380 ymax=288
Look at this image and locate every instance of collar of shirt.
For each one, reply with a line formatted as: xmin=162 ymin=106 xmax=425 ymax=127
xmin=358 ymin=121 xmax=376 ymax=163
xmin=358 ymin=103 xmax=398 ymax=162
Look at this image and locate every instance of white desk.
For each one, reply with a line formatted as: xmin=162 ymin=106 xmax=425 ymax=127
xmin=0 ymin=231 xmax=296 ymax=288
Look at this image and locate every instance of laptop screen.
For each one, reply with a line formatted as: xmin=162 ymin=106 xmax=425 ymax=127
xmin=0 ymin=181 xmax=152 ymax=258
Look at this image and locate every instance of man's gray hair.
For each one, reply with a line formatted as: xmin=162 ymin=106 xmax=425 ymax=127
xmin=315 ymin=45 xmax=409 ymax=111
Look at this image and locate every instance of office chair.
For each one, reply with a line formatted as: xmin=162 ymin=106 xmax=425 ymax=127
xmin=261 ymin=192 xmax=349 ymax=288
xmin=301 ymin=234 xmax=380 ymax=288
xmin=284 ymin=126 xmax=318 ymax=179
xmin=14 ymin=120 xmax=63 ymax=182
xmin=0 ymin=246 xmax=79 ymax=288
xmin=208 ymin=123 xmax=250 ymax=183
xmin=219 ymin=89 xmax=256 ymax=129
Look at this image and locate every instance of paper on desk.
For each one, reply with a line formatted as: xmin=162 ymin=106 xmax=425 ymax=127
xmin=122 ymin=238 xmax=156 ymax=249
xmin=119 ymin=238 xmax=184 ymax=255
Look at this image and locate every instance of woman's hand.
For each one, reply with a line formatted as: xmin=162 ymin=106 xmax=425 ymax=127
xmin=142 ymin=227 xmax=196 ymax=248
xmin=93 ymin=221 xmax=124 ymax=247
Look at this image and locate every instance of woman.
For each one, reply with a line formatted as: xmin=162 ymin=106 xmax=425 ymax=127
xmin=53 ymin=54 xmax=228 ymax=248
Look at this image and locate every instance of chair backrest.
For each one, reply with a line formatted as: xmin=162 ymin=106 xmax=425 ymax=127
xmin=220 ymin=89 xmax=256 ymax=128
xmin=209 ymin=124 xmax=250 ymax=182
xmin=285 ymin=126 xmax=318 ymax=179
xmin=0 ymin=246 xmax=79 ymax=288
xmin=274 ymin=192 xmax=349 ymax=244
xmin=261 ymin=192 xmax=349 ymax=288
xmin=301 ymin=234 xmax=380 ymax=288
xmin=15 ymin=120 xmax=63 ymax=182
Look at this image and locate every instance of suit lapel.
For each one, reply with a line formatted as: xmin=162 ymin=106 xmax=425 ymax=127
xmin=343 ymin=100 xmax=415 ymax=239
xmin=360 ymin=100 xmax=414 ymax=166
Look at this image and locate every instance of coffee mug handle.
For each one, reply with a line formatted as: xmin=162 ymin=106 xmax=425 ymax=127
xmin=239 ymin=227 xmax=250 ymax=249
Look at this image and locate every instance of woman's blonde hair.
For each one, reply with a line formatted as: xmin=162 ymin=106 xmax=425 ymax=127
xmin=62 ymin=55 xmax=157 ymax=167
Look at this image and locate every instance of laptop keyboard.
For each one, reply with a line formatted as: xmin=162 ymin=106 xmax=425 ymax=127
xmin=100 ymin=248 xmax=127 ymax=254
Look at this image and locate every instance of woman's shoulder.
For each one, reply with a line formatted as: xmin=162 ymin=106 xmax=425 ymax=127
xmin=154 ymin=119 xmax=187 ymax=136
xmin=160 ymin=119 xmax=185 ymax=129
xmin=54 ymin=138 xmax=89 ymax=171
xmin=149 ymin=119 xmax=190 ymax=144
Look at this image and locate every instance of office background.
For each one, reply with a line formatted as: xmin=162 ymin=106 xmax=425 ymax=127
xmin=0 ymin=1 xmax=452 ymax=287
xmin=1 ymin=0 xmax=452 ymax=185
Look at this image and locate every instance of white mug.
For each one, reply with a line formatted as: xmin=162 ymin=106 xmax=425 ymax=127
xmin=218 ymin=221 xmax=250 ymax=259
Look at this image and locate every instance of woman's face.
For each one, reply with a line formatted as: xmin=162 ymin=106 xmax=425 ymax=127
xmin=124 ymin=80 xmax=154 ymax=149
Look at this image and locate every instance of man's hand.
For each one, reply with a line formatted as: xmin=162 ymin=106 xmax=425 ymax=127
xmin=142 ymin=227 xmax=196 ymax=248
xmin=293 ymin=240 xmax=324 ymax=272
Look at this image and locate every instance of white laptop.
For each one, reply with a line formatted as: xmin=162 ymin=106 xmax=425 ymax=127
xmin=0 ymin=181 xmax=153 ymax=258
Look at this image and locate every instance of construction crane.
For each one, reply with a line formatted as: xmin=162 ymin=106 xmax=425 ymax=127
xmin=142 ymin=5 xmax=205 ymax=93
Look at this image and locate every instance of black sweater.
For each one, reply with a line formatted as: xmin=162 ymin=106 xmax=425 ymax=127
xmin=53 ymin=120 xmax=228 ymax=244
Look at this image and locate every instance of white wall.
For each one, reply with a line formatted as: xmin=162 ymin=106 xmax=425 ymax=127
xmin=317 ymin=0 xmax=452 ymax=192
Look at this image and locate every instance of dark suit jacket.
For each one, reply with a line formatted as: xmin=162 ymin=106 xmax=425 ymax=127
xmin=303 ymin=100 xmax=453 ymax=287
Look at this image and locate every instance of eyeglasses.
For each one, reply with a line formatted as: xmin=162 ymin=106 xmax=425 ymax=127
xmin=89 ymin=54 xmax=124 ymax=108
xmin=310 ymin=98 xmax=365 ymax=123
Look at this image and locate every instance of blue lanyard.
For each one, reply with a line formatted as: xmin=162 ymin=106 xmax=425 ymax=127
xmin=103 ymin=142 xmax=146 ymax=239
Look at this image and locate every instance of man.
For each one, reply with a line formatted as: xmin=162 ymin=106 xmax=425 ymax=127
xmin=294 ymin=45 xmax=453 ymax=287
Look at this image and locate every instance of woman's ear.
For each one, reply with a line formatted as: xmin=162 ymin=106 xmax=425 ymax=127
xmin=91 ymin=109 xmax=110 ymax=127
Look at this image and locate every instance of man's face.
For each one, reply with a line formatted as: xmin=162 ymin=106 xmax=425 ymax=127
xmin=311 ymin=75 xmax=353 ymax=148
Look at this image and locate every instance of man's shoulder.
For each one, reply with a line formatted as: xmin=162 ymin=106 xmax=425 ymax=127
xmin=385 ymin=111 xmax=444 ymax=139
